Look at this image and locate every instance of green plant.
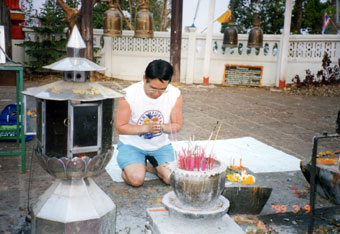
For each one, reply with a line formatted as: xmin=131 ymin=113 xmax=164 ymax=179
xmin=18 ymin=0 xmax=67 ymax=74
xmin=292 ymin=52 xmax=340 ymax=87
xmin=93 ymin=2 xmax=110 ymax=29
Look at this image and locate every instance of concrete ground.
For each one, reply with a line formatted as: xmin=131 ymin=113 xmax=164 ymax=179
xmin=1 ymin=78 xmax=340 ymax=233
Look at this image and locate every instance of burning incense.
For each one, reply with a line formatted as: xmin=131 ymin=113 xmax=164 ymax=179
xmin=175 ymin=122 xmax=222 ymax=171
xmin=176 ymin=144 xmax=215 ymax=171
xmin=209 ymin=122 xmax=222 ymax=157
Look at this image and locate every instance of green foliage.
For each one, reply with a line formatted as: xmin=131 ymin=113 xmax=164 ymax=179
xmin=93 ymin=3 xmax=110 ymax=29
xmin=149 ymin=0 xmax=167 ymax=31
xmin=119 ymin=0 xmax=170 ymax=31
xmin=18 ymin=0 xmax=67 ymax=74
xmin=226 ymin=0 xmax=284 ymax=34
xmin=227 ymin=0 xmax=332 ymax=35
xmin=301 ymin=0 xmax=330 ymax=34
xmin=66 ymin=0 xmax=80 ymax=8
xmin=261 ymin=1 xmax=285 ymax=34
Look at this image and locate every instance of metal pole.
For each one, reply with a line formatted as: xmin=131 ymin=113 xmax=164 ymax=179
xmin=192 ymin=0 xmax=201 ymax=26
xmin=170 ymin=0 xmax=183 ymax=85
xmin=202 ymin=0 xmax=215 ymax=85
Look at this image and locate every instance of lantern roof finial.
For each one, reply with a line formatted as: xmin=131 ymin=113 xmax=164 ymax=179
xmin=43 ymin=25 xmax=106 ymax=71
xmin=67 ymin=25 xmax=86 ymax=49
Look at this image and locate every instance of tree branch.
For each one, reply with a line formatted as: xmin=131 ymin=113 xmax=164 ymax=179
xmin=117 ymin=2 xmax=134 ymax=30
xmin=56 ymin=0 xmax=80 ymax=36
xmin=92 ymin=0 xmax=100 ymax=7
xmin=160 ymin=0 xmax=168 ymax=31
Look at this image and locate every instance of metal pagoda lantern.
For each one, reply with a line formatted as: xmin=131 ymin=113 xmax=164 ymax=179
xmin=23 ymin=26 xmax=122 ymax=234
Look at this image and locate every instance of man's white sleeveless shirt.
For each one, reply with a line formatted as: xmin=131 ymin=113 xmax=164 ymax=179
xmin=119 ymin=81 xmax=180 ymax=151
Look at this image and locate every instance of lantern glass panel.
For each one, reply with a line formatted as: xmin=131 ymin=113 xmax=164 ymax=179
xmin=23 ymin=95 xmax=38 ymax=135
xmin=102 ymin=99 xmax=113 ymax=152
xmin=46 ymin=100 xmax=68 ymax=157
xmin=73 ymin=105 xmax=98 ymax=147
xmin=37 ymin=100 xmax=43 ymax=142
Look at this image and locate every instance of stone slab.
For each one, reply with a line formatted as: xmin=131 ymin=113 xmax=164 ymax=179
xmin=146 ymin=207 xmax=245 ymax=234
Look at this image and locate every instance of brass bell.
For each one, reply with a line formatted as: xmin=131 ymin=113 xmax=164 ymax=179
xmin=135 ymin=0 xmax=154 ymax=38
xmin=104 ymin=0 xmax=123 ymax=37
xmin=223 ymin=20 xmax=238 ymax=48
xmin=247 ymin=14 xmax=263 ymax=48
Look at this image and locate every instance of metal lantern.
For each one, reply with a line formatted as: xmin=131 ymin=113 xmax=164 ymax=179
xmin=104 ymin=0 xmax=123 ymax=37
xmin=247 ymin=14 xmax=263 ymax=48
xmin=23 ymin=26 xmax=123 ymax=234
xmin=134 ymin=0 xmax=154 ymax=38
xmin=223 ymin=18 xmax=238 ymax=48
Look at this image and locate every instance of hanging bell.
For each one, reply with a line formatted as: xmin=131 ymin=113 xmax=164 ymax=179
xmin=223 ymin=20 xmax=238 ymax=48
xmin=135 ymin=0 xmax=154 ymax=38
xmin=247 ymin=14 xmax=263 ymax=48
xmin=104 ymin=0 xmax=123 ymax=37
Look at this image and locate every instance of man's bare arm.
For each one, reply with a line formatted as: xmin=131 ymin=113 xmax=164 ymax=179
xmin=115 ymin=97 xmax=160 ymax=134
xmin=163 ymin=95 xmax=183 ymax=133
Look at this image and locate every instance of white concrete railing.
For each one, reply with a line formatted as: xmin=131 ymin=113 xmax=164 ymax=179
xmin=12 ymin=27 xmax=340 ymax=87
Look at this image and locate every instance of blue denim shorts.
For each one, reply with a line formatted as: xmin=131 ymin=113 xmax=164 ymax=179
xmin=116 ymin=140 xmax=175 ymax=169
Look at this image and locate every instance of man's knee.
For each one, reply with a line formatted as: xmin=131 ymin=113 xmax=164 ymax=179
xmin=121 ymin=163 xmax=146 ymax=187
xmin=161 ymin=175 xmax=170 ymax=185
xmin=156 ymin=164 xmax=171 ymax=185
xmin=125 ymin=172 xmax=145 ymax=187
xmin=129 ymin=174 xmax=145 ymax=187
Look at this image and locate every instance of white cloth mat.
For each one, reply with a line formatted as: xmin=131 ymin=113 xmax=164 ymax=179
xmin=105 ymin=136 xmax=301 ymax=182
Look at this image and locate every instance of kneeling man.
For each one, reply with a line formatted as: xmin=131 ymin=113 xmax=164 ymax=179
xmin=115 ymin=59 xmax=182 ymax=186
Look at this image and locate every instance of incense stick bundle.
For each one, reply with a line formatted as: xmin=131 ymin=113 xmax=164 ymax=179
xmin=176 ymin=144 xmax=215 ymax=171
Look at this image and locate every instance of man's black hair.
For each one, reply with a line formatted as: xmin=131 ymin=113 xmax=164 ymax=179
xmin=145 ymin=59 xmax=173 ymax=83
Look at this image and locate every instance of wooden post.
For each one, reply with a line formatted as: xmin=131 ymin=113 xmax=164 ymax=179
xmin=170 ymin=0 xmax=183 ymax=85
xmin=81 ymin=0 xmax=94 ymax=61
xmin=0 ymin=1 xmax=12 ymax=59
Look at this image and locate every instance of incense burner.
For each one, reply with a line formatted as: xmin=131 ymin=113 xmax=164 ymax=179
xmin=146 ymin=157 xmax=246 ymax=233
xmin=170 ymin=159 xmax=226 ymax=209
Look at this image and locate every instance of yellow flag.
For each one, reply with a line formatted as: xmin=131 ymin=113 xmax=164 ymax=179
xmin=217 ymin=9 xmax=232 ymax=23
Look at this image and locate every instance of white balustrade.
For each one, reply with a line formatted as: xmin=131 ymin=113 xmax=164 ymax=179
xmin=12 ymin=27 xmax=340 ymax=87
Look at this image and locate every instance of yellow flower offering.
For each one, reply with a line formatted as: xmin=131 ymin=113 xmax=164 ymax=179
xmin=242 ymin=175 xmax=256 ymax=185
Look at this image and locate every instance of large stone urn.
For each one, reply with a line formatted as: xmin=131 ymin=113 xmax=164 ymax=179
xmin=146 ymin=158 xmax=245 ymax=233
xmin=170 ymin=159 xmax=227 ymax=209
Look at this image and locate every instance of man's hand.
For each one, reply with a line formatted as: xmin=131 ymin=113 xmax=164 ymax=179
xmin=144 ymin=119 xmax=162 ymax=134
